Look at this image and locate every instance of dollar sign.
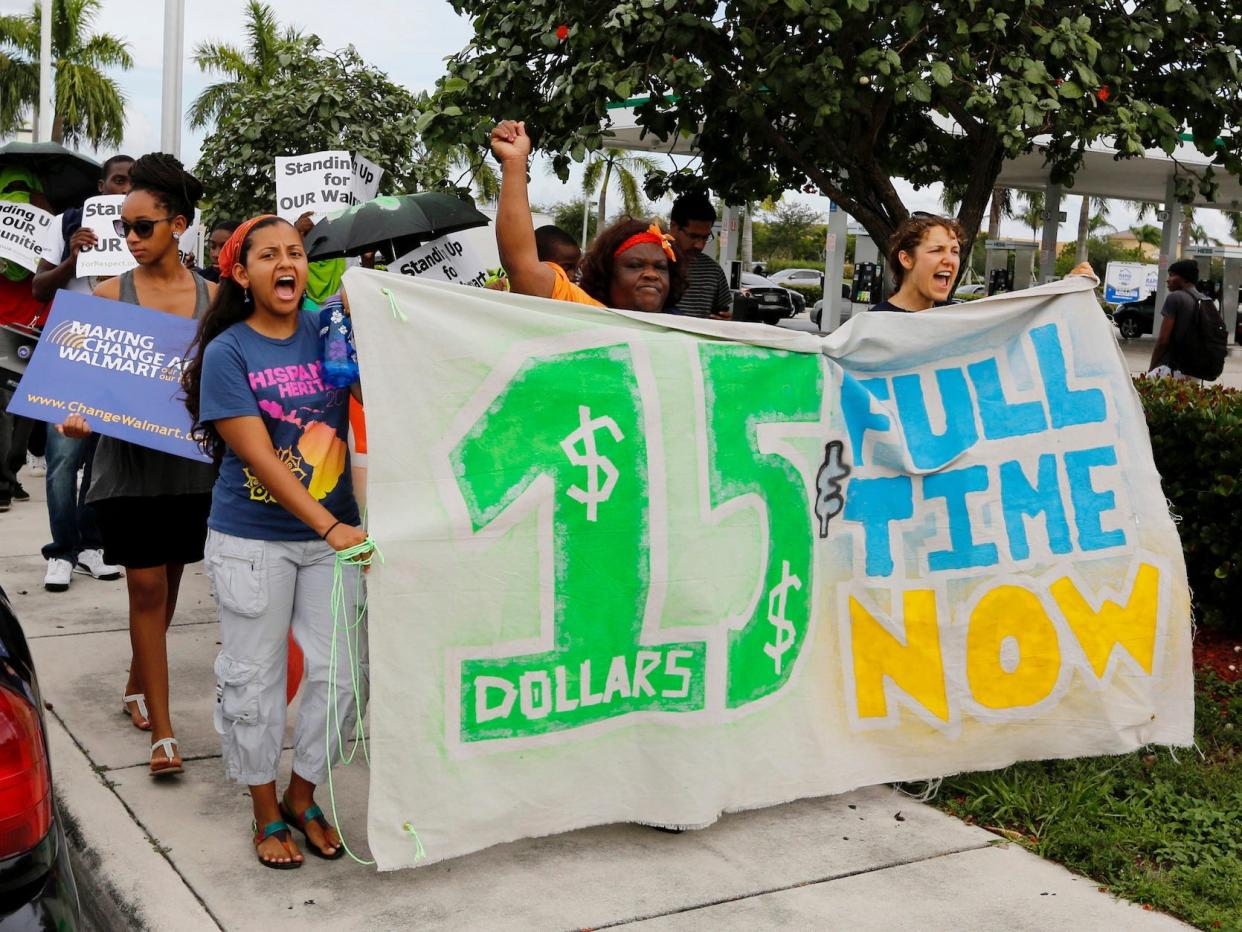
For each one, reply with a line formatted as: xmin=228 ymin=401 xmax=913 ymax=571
xmin=814 ymin=439 xmax=851 ymax=539
xmin=763 ymin=560 xmax=802 ymax=675
xmin=560 ymin=405 xmax=624 ymax=522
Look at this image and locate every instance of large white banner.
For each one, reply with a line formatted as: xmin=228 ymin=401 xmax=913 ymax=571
xmin=0 ymin=200 xmax=56 ymax=274
xmin=346 ymin=270 xmax=1193 ymax=871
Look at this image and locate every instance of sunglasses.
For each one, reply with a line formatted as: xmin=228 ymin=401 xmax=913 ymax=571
xmin=113 ymin=216 xmax=176 ymax=239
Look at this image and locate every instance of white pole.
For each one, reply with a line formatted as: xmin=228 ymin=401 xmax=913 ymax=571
xmin=36 ymin=0 xmax=53 ymax=141
xmin=160 ymin=0 xmax=185 ymax=156
xmin=1154 ymin=175 xmax=1180 ymax=313
xmin=822 ymin=201 xmax=847 ymax=330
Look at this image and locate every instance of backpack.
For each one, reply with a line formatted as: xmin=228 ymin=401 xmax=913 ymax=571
xmin=1172 ymin=293 xmax=1228 ymax=381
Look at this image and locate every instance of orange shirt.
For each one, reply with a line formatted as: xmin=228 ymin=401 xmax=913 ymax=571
xmin=546 ymin=262 xmax=604 ymax=308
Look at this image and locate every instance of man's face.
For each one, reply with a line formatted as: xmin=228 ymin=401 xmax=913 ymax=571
xmin=549 ymin=242 xmax=582 ymax=277
xmin=1167 ymin=272 xmax=1189 ymax=291
xmin=101 ymin=160 xmax=133 ymax=196
xmin=209 ymin=228 xmax=232 ymax=267
xmin=670 ymin=219 xmax=713 ymax=259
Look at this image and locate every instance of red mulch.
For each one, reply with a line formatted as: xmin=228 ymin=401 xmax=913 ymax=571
xmin=1194 ymin=626 xmax=1242 ymax=684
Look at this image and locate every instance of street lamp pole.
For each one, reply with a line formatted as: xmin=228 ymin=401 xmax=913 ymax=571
xmin=36 ymin=0 xmax=53 ymax=141
xmin=160 ymin=0 xmax=185 ymax=157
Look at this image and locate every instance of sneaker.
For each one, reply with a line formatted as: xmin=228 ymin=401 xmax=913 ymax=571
xmin=44 ymin=558 xmax=74 ymax=592
xmin=0 ymin=497 xmax=10 ymax=513
xmin=26 ymin=454 xmax=45 ymax=477
xmin=75 ymin=549 xmax=122 ymax=581
xmin=11 ymin=482 xmax=29 ymax=502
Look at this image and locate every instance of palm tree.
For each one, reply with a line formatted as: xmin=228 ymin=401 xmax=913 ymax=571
xmin=1017 ymin=191 xmax=1044 ymax=242
xmin=1073 ymin=195 xmax=1111 ymax=263
xmin=0 ymin=0 xmax=131 ymax=147
xmin=1131 ymin=224 xmax=1162 ymax=249
xmin=987 ymin=187 xmax=1014 ymax=240
xmin=581 ymin=149 xmax=658 ymax=228
xmin=1228 ymin=212 xmax=1242 ymax=245
xmin=189 ymin=1 xmax=308 ymax=130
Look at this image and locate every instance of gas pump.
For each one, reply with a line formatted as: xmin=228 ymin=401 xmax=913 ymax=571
xmin=988 ymin=267 xmax=1015 ymax=295
xmin=1190 ymin=244 xmax=1241 ymax=343
xmin=850 ymin=262 xmax=883 ymax=305
xmin=984 ymin=240 xmax=1036 ymax=295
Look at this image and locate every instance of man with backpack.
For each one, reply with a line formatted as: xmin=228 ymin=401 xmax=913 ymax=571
xmin=1148 ymin=258 xmax=1228 ymax=382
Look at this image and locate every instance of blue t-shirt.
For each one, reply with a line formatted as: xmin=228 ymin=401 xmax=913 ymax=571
xmin=200 ymin=311 xmax=359 ymax=541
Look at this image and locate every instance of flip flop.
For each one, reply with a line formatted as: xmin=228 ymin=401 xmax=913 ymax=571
xmin=252 ymin=820 xmax=303 ymax=870
xmin=149 ymin=737 xmax=183 ymax=777
xmin=122 ymin=692 xmax=152 ymax=731
xmin=279 ymin=797 xmax=346 ymax=860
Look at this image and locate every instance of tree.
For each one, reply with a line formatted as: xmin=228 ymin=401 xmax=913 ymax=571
xmin=1131 ymin=224 xmax=1162 ymax=249
xmin=1017 ymin=191 xmax=1044 ymax=243
xmin=189 ymin=0 xmax=309 ymax=130
xmin=1074 ymin=196 xmax=1111 ymax=263
xmin=425 ymin=0 xmax=1242 ymax=268
xmin=549 ymin=198 xmax=597 ymax=245
xmin=1228 ymin=212 xmax=1242 ymax=245
xmin=758 ymin=202 xmax=823 ymax=260
xmin=195 ymin=42 xmax=427 ymax=220
xmin=0 ymin=0 xmax=131 ymax=147
xmin=580 ymin=148 xmax=658 ymax=227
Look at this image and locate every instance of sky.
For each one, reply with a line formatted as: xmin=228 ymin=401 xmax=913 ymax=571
xmin=2 ymin=0 xmax=1236 ymax=246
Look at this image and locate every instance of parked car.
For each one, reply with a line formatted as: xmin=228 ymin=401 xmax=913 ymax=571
xmin=767 ymin=267 xmax=824 ymax=288
xmin=0 ymin=585 xmax=81 ymax=931
xmin=811 ymin=284 xmax=858 ymax=330
xmin=954 ymin=283 xmax=987 ymax=299
xmin=1112 ymin=295 xmax=1157 ymax=340
xmin=732 ymin=272 xmax=798 ymax=325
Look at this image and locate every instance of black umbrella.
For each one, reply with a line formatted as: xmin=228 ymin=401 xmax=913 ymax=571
xmin=304 ymin=192 xmax=490 ymax=261
xmin=0 ymin=141 xmax=101 ymax=213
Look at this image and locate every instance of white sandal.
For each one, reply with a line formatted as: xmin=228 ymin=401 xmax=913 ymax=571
xmin=122 ymin=693 xmax=151 ymax=731
xmin=149 ymin=737 xmax=182 ymax=777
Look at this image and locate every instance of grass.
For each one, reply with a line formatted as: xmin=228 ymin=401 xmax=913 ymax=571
xmin=932 ymin=669 xmax=1242 ymax=931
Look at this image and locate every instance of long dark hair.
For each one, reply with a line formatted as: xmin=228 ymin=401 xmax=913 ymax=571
xmin=578 ymin=216 xmax=688 ymax=309
xmin=182 ymin=215 xmax=288 ymax=461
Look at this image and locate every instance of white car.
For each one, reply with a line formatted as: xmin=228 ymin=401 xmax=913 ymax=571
xmin=810 ymin=284 xmax=857 ymax=330
xmin=767 ymin=267 xmax=824 ymax=287
xmin=954 ymin=283 xmax=987 ymax=298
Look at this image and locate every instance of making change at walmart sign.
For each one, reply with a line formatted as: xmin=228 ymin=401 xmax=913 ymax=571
xmin=346 ymin=269 xmax=1192 ymax=871
xmin=8 ymin=291 xmax=209 ymax=461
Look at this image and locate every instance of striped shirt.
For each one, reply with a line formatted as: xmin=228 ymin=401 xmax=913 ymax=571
xmin=674 ymin=253 xmax=733 ymax=317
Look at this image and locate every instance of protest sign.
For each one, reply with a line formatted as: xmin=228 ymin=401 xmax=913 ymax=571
xmin=0 ymin=200 xmax=55 ymax=274
xmin=391 ymin=226 xmax=492 ymax=288
xmin=345 ymin=269 xmax=1192 ymax=870
xmin=275 ymin=151 xmax=385 ymax=222
xmin=8 ymin=290 xmax=210 ymax=462
xmin=1104 ymin=261 xmax=1159 ymax=304
xmin=76 ymin=195 xmax=137 ymax=278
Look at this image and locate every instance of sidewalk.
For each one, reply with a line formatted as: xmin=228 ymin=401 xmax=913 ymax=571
xmin=2 ymin=472 xmax=1190 ymax=931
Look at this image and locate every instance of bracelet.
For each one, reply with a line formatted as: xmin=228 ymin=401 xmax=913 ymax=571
xmin=321 ymin=520 xmax=343 ymax=540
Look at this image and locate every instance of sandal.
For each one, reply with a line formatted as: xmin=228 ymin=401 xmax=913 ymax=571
xmin=252 ymin=820 xmax=303 ymax=870
xmin=279 ymin=796 xmax=345 ymax=860
xmin=121 ymin=692 xmax=151 ymax=731
xmin=149 ymin=737 xmax=183 ymax=777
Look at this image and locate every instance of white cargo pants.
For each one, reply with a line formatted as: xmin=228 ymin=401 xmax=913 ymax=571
xmin=205 ymin=529 xmax=368 ymax=786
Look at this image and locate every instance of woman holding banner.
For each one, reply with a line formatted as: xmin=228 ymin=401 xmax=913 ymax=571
xmin=491 ymin=119 xmax=686 ymax=312
xmin=59 ymin=153 xmax=218 ymax=778
xmin=182 ymin=215 xmax=371 ymax=870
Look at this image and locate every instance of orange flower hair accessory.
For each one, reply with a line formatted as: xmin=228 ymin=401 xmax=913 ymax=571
xmin=218 ymin=214 xmax=278 ymax=282
xmin=614 ymin=223 xmax=677 ymax=263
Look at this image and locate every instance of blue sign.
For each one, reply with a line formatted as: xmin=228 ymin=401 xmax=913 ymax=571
xmin=8 ymin=290 xmax=211 ymax=462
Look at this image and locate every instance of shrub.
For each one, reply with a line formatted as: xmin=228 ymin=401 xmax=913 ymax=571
xmin=1134 ymin=378 xmax=1240 ymax=630
xmin=787 ymin=283 xmax=823 ymax=305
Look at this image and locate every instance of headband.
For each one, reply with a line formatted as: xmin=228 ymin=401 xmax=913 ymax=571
xmin=218 ymin=214 xmax=278 ymax=282
xmin=614 ymin=223 xmax=677 ymax=263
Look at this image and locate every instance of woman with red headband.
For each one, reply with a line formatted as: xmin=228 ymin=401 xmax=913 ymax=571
xmin=58 ymin=153 xmax=218 ymax=778
xmin=491 ymin=120 xmax=686 ymax=312
xmin=181 ymin=214 xmax=369 ymax=870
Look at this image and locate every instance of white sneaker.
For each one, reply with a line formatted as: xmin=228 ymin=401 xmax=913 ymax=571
xmin=26 ymin=454 xmax=46 ymax=477
xmin=44 ymin=558 xmax=74 ymax=592
xmin=75 ymin=549 xmax=122 ymax=581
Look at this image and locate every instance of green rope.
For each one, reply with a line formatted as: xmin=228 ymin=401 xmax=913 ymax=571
xmin=380 ymin=287 xmax=407 ymax=322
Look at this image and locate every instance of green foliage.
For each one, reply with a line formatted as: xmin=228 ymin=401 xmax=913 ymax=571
xmin=786 ymin=283 xmax=823 ymax=305
xmin=936 ymin=670 xmax=1242 ymax=930
xmin=1054 ymin=238 xmax=1147 ymax=278
xmin=547 ymin=198 xmax=596 ymax=246
xmin=426 ymin=0 xmax=1242 ymax=258
xmin=195 ymin=43 xmax=428 ymax=220
xmin=755 ymin=202 xmax=824 ymax=261
xmin=1135 ymin=379 xmax=1242 ymax=631
xmin=0 ymin=0 xmax=132 ymax=147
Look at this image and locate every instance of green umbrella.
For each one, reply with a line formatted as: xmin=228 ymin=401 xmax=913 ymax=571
xmin=0 ymin=141 xmax=101 ymax=213
xmin=304 ymin=193 xmax=490 ymax=261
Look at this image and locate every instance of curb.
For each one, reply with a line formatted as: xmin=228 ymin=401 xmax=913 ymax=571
xmin=45 ymin=712 xmax=220 ymax=932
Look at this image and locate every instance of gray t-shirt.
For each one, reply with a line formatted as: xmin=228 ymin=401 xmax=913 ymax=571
xmin=674 ymin=253 xmax=733 ymax=318
xmin=1159 ymin=285 xmax=1206 ymax=371
xmin=87 ymin=270 xmax=218 ymax=502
